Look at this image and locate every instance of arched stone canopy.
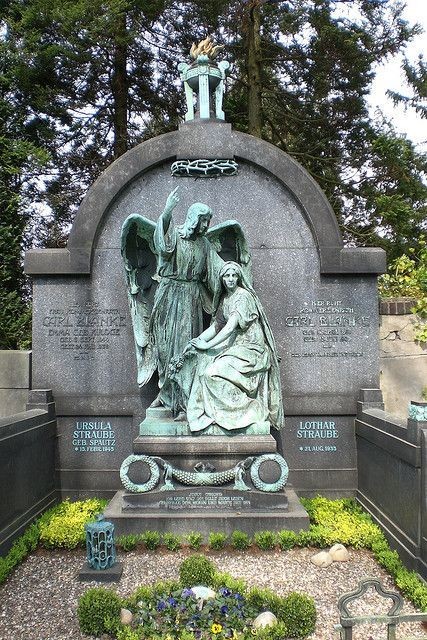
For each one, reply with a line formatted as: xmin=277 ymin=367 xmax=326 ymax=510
xmin=25 ymin=121 xmax=385 ymax=276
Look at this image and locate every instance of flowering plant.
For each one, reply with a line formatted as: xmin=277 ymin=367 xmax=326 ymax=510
xmin=135 ymin=585 xmax=258 ymax=639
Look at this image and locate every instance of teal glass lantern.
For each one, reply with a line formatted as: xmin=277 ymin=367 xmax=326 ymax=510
xmin=408 ymin=401 xmax=427 ymax=422
xmin=85 ymin=515 xmax=116 ymax=570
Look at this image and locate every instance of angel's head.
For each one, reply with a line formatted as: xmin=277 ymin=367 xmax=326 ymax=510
xmin=180 ymin=203 xmax=212 ymax=239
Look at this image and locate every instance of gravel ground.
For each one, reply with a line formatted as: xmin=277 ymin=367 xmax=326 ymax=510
xmin=0 ymin=547 xmax=426 ymax=640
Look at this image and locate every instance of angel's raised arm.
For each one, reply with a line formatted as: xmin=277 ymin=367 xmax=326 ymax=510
xmin=160 ymin=186 xmax=180 ymax=233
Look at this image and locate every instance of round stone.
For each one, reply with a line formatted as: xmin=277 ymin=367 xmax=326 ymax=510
xmin=120 ymin=608 xmax=133 ymax=625
xmin=253 ymin=611 xmax=278 ymax=629
xmin=191 ymin=586 xmax=216 ymax=600
xmin=310 ymin=551 xmax=333 ymax=568
xmin=329 ymin=543 xmax=350 ymax=562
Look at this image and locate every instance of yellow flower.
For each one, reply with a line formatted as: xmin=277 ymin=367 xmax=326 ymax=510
xmin=211 ymin=622 xmax=223 ymax=634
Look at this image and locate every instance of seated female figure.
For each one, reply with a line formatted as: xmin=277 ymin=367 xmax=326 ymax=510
xmin=186 ymin=261 xmax=283 ymax=433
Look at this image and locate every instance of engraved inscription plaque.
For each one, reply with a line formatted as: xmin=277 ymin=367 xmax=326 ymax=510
xmin=41 ymin=301 xmax=126 ymax=361
xmin=285 ymin=299 xmax=371 ymax=359
xmin=123 ymin=487 xmax=289 ymax=512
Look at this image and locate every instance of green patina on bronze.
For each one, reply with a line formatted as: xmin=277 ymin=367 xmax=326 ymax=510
xmin=119 ymin=453 xmax=289 ymax=493
xmin=121 ymin=188 xmax=283 ymax=435
xmin=178 ymin=36 xmax=230 ymax=121
xmin=170 ymin=158 xmax=238 ymax=178
xmin=186 ymin=261 xmax=283 ymax=433
xmin=408 ymin=401 xmax=427 ymax=422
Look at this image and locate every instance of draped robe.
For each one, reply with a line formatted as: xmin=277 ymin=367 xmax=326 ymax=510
xmin=151 ymin=212 xmax=223 ymax=414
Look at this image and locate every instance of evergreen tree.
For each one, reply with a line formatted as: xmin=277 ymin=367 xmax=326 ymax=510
xmin=2 ymin=0 xmax=426 ymax=298
xmin=0 ymin=32 xmax=48 ymax=347
xmin=346 ymin=124 xmax=427 ymax=260
xmin=387 ymin=52 xmax=427 ymax=122
xmin=5 ymin=0 xmax=181 ymax=242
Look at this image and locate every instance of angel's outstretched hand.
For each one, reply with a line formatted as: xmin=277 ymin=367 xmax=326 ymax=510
xmin=165 ymin=186 xmax=180 ymax=213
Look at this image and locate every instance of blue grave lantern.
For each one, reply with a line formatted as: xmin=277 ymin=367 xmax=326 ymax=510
xmin=85 ymin=514 xmax=116 ymax=570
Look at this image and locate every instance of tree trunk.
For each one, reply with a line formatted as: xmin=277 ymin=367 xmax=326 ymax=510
xmin=111 ymin=12 xmax=128 ymax=159
xmin=247 ymin=1 xmax=262 ymax=138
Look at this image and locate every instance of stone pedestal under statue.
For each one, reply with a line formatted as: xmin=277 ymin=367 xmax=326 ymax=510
xmin=104 ymin=408 xmax=309 ymax=536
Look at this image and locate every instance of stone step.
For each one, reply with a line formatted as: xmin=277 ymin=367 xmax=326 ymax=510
xmin=104 ymin=488 xmax=309 ymax=537
xmin=140 ymin=421 xmax=190 ymax=437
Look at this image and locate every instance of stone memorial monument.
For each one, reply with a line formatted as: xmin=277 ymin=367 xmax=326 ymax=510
xmin=25 ymin=36 xmax=385 ymax=532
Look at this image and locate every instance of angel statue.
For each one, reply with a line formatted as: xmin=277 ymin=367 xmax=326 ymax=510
xmin=121 ymin=187 xmax=251 ymax=418
xmin=185 ymin=261 xmax=284 ymax=434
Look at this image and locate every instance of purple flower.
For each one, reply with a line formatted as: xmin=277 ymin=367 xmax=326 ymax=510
xmin=219 ymin=587 xmax=232 ymax=597
xmin=181 ymin=588 xmax=195 ymax=598
xmin=194 ymin=629 xmax=202 ymax=640
xmin=234 ymin=593 xmax=243 ymax=600
xmin=221 ymin=605 xmax=228 ymax=615
xmin=156 ymin=600 xmax=166 ymax=611
xmin=168 ymin=597 xmax=177 ymax=607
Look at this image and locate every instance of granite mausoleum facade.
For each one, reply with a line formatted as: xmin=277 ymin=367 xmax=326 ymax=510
xmin=24 ymin=120 xmax=385 ymax=499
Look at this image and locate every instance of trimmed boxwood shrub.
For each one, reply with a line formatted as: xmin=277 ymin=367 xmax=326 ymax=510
xmin=77 ymin=587 xmax=122 ymax=636
xmin=179 ymin=554 xmax=216 ymax=588
xmin=139 ymin=530 xmax=161 ymax=551
xmin=281 ymin=592 xmax=317 ymax=638
xmin=230 ymin=530 xmax=251 ymax=550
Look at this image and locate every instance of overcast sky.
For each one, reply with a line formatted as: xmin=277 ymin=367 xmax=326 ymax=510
xmin=368 ymin=0 xmax=427 ymax=150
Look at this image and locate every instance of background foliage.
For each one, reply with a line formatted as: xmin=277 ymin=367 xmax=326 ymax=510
xmin=378 ymin=236 xmax=427 ymax=342
xmin=1 ymin=0 xmax=426 ymax=347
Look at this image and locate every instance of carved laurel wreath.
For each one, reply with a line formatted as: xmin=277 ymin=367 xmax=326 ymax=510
xmin=250 ymin=454 xmax=289 ymax=492
xmin=120 ymin=454 xmax=160 ymax=493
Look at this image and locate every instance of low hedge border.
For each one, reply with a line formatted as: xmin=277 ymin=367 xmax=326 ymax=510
xmin=1 ymin=496 xmax=426 ymax=612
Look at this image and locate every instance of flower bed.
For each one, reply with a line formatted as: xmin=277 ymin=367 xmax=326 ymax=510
xmin=77 ymin=555 xmax=316 ymax=639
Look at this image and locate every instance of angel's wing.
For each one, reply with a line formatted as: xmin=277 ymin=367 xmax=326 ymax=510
xmin=121 ymin=214 xmax=158 ymax=387
xmin=206 ymin=220 xmax=252 ymax=283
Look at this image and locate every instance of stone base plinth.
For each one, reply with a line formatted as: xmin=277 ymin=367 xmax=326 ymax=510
xmin=78 ymin=562 xmax=123 ymax=582
xmin=111 ymin=409 xmax=309 ymax=538
xmin=122 ymin=486 xmax=288 ymax=512
xmin=133 ymin=433 xmax=278 ymax=473
xmin=104 ymin=488 xmax=309 ymax=538
xmin=139 ymin=407 xmax=271 ymax=437
xmin=134 ymin=434 xmax=277 ymax=455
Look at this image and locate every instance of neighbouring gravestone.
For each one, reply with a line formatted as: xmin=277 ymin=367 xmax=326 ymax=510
xmin=25 ymin=38 xmax=385 ymax=508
